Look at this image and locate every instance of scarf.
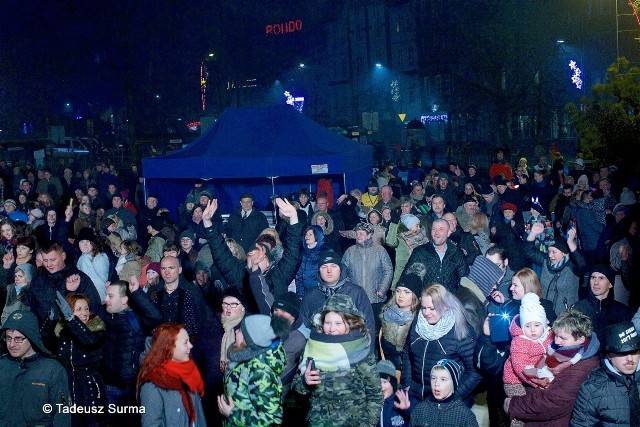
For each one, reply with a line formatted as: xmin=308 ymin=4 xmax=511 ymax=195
xmin=317 ymin=280 xmax=345 ymax=298
xmin=383 ymin=305 xmax=414 ymax=326
xmin=415 ymin=309 xmax=455 ymax=341
xmin=399 ymin=226 xmax=429 ymax=253
xmin=145 ymin=360 xmax=204 ymax=426
xmin=114 ymin=253 xmax=133 ymax=274
xmin=220 ymin=313 xmax=243 ymax=370
xmin=299 ymin=330 xmax=370 ymax=373
xmin=547 ymin=254 xmax=570 ymax=273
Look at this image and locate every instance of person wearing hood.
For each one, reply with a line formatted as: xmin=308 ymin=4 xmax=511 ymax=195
xmin=218 ymin=314 xmax=288 ymax=426
xmin=571 ymin=321 xmax=640 ymax=426
xmin=342 ymin=222 xmax=393 ymax=336
xmin=504 ymin=309 xmax=601 ymax=426
xmin=525 ymin=223 xmax=586 ymax=315
xmin=1 ymin=263 xmax=35 ymax=324
xmin=572 ymin=264 xmax=632 ymax=354
xmin=386 ymin=213 xmax=430 ymax=289
xmin=299 ymin=250 xmax=375 ymax=338
xmin=295 ymin=225 xmax=325 ymax=299
xmin=311 ymin=210 xmax=341 ymax=254
xmin=0 ymin=310 xmax=71 ymax=426
xmin=32 ymin=205 xmax=73 ymax=250
xmin=293 ymin=294 xmax=382 ymax=427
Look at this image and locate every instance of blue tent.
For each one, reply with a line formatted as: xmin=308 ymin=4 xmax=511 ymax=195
xmin=142 ymin=104 xmax=373 ymax=216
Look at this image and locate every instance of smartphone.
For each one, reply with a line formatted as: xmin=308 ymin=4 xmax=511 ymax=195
xmin=307 ymin=357 xmax=317 ymax=371
xmin=489 ymin=313 xmax=511 ymax=343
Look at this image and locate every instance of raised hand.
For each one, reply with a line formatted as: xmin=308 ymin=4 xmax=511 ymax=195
xmin=66 ymin=274 xmax=81 ymax=292
xmin=394 ymin=388 xmax=411 ymax=410
xmin=128 ymin=275 xmax=140 ymax=293
xmin=202 ymin=199 xmax=218 ymax=227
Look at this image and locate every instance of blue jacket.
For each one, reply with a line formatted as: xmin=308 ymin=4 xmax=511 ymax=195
xmin=295 ymin=226 xmax=325 ymax=298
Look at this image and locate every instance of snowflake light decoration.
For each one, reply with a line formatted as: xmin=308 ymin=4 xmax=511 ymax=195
xmin=569 ymin=60 xmax=582 ymax=90
xmin=390 ymin=80 xmax=400 ymax=102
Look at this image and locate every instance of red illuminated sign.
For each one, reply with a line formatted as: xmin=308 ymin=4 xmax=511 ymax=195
xmin=266 ymin=19 xmax=303 ymax=36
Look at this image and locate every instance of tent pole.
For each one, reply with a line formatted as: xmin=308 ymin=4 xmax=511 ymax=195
xmin=343 ymin=173 xmax=346 ymax=196
xmin=269 ymin=176 xmax=278 ymax=228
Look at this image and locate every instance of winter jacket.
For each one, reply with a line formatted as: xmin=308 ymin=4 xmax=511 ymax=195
xmin=225 ymin=208 xmax=270 ymax=254
xmin=526 ymin=242 xmax=587 ymax=315
xmin=342 ymin=237 xmax=393 ymax=304
xmin=140 ymin=382 xmax=207 ymax=427
xmin=386 ymin=221 xmax=429 ymax=288
xmin=503 ymin=314 xmax=554 ymax=386
xmin=570 ymin=359 xmax=640 ymax=426
xmin=292 ymin=339 xmax=382 ymax=427
xmin=144 ymin=233 xmax=166 ymax=262
xmin=403 ymin=241 xmax=470 ymax=293
xmin=0 ymin=353 xmax=71 ymax=427
xmin=100 ymin=289 xmax=162 ymax=387
xmin=507 ymin=343 xmax=600 ymax=426
xmin=411 ymin=395 xmax=479 ymax=427
xmin=224 ymin=341 xmax=286 ymax=426
xmin=573 ymin=202 xmax=604 ymax=251
xmin=77 ymin=252 xmax=109 ymax=303
xmin=32 ymin=220 xmax=70 ymax=249
xmin=449 ymin=228 xmax=482 ymax=266
xmin=380 ymin=394 xmax=411 ymax=427
xmin=401 ymin=315 xmax=481 ymax=405
xmin=1 ymin=283 xmax=29 ymax=324
xmin=204 ymin=220 xmax=304 ymax=298
xmin=295 ymin=226 xmax=325 ymax=298
xmin=55 ymin=315 xmax=107 ymax=409
xmin=27 ymin=264 xmax=104 ymax=353
xmin=571 ymin=290 xmax=632 ymax=354
xmin=299 ymin=276 xmax=375 ymax=338
xmin=491 ymin=216 xmax=527 ymax=272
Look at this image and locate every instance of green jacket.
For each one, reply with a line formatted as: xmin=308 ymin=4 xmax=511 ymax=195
xmin=293 ymin=351 xmax=382 ymax=427
xmin=224 ymin=342 xmax=286 ymax=426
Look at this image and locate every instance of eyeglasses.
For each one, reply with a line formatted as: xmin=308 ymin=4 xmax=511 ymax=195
xmin=3 ymin=335 xmax=26 ymax=344
xmin=222 ymin=302 xmax=241 ymax=309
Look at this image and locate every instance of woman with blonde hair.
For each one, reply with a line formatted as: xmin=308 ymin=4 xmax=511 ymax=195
xmin=401 ymin=283 xmax=481 ymax=405
xmin=509 ymin=267 xmax=557 ymax=324
xmin=469 ymin=212 xmax=492 ymax=255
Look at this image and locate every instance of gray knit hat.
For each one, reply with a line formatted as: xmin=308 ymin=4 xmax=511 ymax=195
xmin=353 ymin=222 xmax=374 ymax=235
xmin=241 ymin=314 xmax=277 ymax=349
xmin=467 ymin=256 xmax=504 ymax=297
xmin=377 ymin=360 xmax=398 ymax=391
xmin=400 ymin=214 xmax=420 ymax=230
xmin=1 ymin=310 xmax=51 ymax=356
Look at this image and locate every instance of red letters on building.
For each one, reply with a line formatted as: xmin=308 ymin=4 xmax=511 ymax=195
xmin=265 ymin=19 xmax=303 ymax=36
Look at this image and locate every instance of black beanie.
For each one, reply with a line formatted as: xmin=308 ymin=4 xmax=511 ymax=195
xmin=396 ymin=274 xmax=423 ymax=298
xmin=550 ymin=236 xmax=570 ymax=254
xmin=591 ymin=264 xmax=616 ymax=286
xmin=272 ymin=292 xmax=301 ymax=320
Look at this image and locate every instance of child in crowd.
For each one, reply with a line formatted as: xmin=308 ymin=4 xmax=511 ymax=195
xmin=503 ymin=293 xmax=554 ymax=400
xmin=378 ymin=359 xmax=411 ymax=427
xmin=410 ymin=359 xmax=479 ymax=427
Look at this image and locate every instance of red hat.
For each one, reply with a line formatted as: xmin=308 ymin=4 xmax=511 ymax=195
xmin=501 ymin=203 xmax=518 ymax=213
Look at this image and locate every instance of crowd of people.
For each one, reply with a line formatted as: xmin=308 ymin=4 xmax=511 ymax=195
xmin=0 ymin=151 xmax=638 ymax=426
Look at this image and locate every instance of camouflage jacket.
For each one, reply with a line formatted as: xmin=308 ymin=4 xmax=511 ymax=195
xmin=224 ymin=342 xmax=286 ymax=426
xmin=292 ymin=351 xmax=382 ymax=427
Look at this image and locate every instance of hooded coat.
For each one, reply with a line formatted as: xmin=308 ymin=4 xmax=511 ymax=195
xmin=342 ymin=236 xmax=393 ymax=304
xmin=295 ymin=226 xmax=325 ymax=299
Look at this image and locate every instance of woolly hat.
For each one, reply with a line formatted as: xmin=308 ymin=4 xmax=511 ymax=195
xmin=29 ymin=208 xmax=44 ymax=219
xmin=605 ymin=321 xmax=640 ymax=353
xmin=318 ymin=250 xmax=342 ymax=268
xmin=529 ymin=197 xmax=545 ymax=216
xmin=272 ymin=292 xmax=301 ymax=320
xmin=148 ymin=215 xmax=164 ymax=231
xmin=185 ymin=194 xmax=197 ymax=205
xmin=377 ymin=360 xmax=398 ymax=391
xmin=612 ymin=204 xmax=629 ymax=217
xmin=241 ymin=314 xmax=277 ymax=349
xmin=77 ymin=227 xmax=99 ymax=245
xmin=3 ymin=199 xmax=16 ymax=207
xmin=221 ymin=286 xmax=249 ymax=309
xmin=574 ymin=158 xmax=585 ymax=167
xmin=494 ymin=176 xmax=508 ymax=186
xmin=194 ymin=261 xmax=209 ymax=273
xmin=179 ymin=230 xmax=195 ymax=242
xmin=0 ymin=310 xmax=51 ymax=356
xmin=321 ymin=294 xmax=363 ymax=318
xmin=353 ymin=222 xmax=374 ymax=235
xmin=15 ymin=263 xmax=35 ymax=283
xmin=432 ymin=359 xmax=464 ymax=394
xmin=367 ymin=179 xmax=378 ymax=188
xmin=463 ymin=195 xmax=478 ymax=205
xmin=400 ymin=214 xmax=420 ymax=230
xmin=468 ymin=164 xmax=477 ymax=172
xmin=147 ymin=262 xmax=161 ymax=276
xmin=620 ymin=187 xmax=637 ymax=206
xmin=467 ymin=256 xmax=503 ymax=297
xmin=438 ymin=172 xmax=449 ymax=181
xmin=501 ymin=202 xmax=518 ymax=213
xmin=591 ymin=264 xmax=616 ymax=286
xmin=198 ymin=189 xmax=213 ymax=199
xmin=519 ymin=293 xmax=547 ymax=327
xmin=396 ymin=273 xmax=423 ymax=298
xmin=550 ymin=236 xmax=570 ymax=254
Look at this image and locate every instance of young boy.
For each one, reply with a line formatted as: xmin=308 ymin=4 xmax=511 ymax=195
xmin=410 ymin=359 xmax=479 ymax=427
xmin=378 ymin=360 xmax=411 ymax=427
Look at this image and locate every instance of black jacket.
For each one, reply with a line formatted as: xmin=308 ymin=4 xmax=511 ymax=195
xmin=403 ymin=241 xmax=469 ymax=293
xmin=100 ymin=289 xmax=162 ymax=387
xmin=225 ymin=209 xmax=270 ymax=254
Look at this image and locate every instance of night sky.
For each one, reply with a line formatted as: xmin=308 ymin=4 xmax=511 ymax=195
xmin=0 ymin=1 xmax=340 ymax=138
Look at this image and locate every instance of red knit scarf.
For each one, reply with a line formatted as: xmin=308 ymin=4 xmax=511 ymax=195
xmin=145 ymin=360 xmax=205 ymax=425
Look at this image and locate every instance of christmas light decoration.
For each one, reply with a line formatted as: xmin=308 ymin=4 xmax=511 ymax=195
xmin=284 ymin=91 xmax=305 ymax=112
xmin=569 ymin=60 xmax=582 ymax=90
xmin=390 ymin=80 xmax=400 ymax=102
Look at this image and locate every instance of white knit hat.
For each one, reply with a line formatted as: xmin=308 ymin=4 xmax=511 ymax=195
xmin=519 ymin=293 xmax=547 ymax=326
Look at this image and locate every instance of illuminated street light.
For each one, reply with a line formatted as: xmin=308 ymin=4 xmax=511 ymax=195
xmin=299 ymin=63 xmax=305 ymax=68
xmin=375 ymin=63 xmax=382 ymax=68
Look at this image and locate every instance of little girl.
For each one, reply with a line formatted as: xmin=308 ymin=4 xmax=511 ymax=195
xmin=503 ymin=293 xmax=554 ymax=399
xmin=409 ymin=359 xmax=479 ymax=427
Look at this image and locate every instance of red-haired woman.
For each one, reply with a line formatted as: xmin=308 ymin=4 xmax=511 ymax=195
xmin=138 ymin=323 xmax=206 ymax=427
